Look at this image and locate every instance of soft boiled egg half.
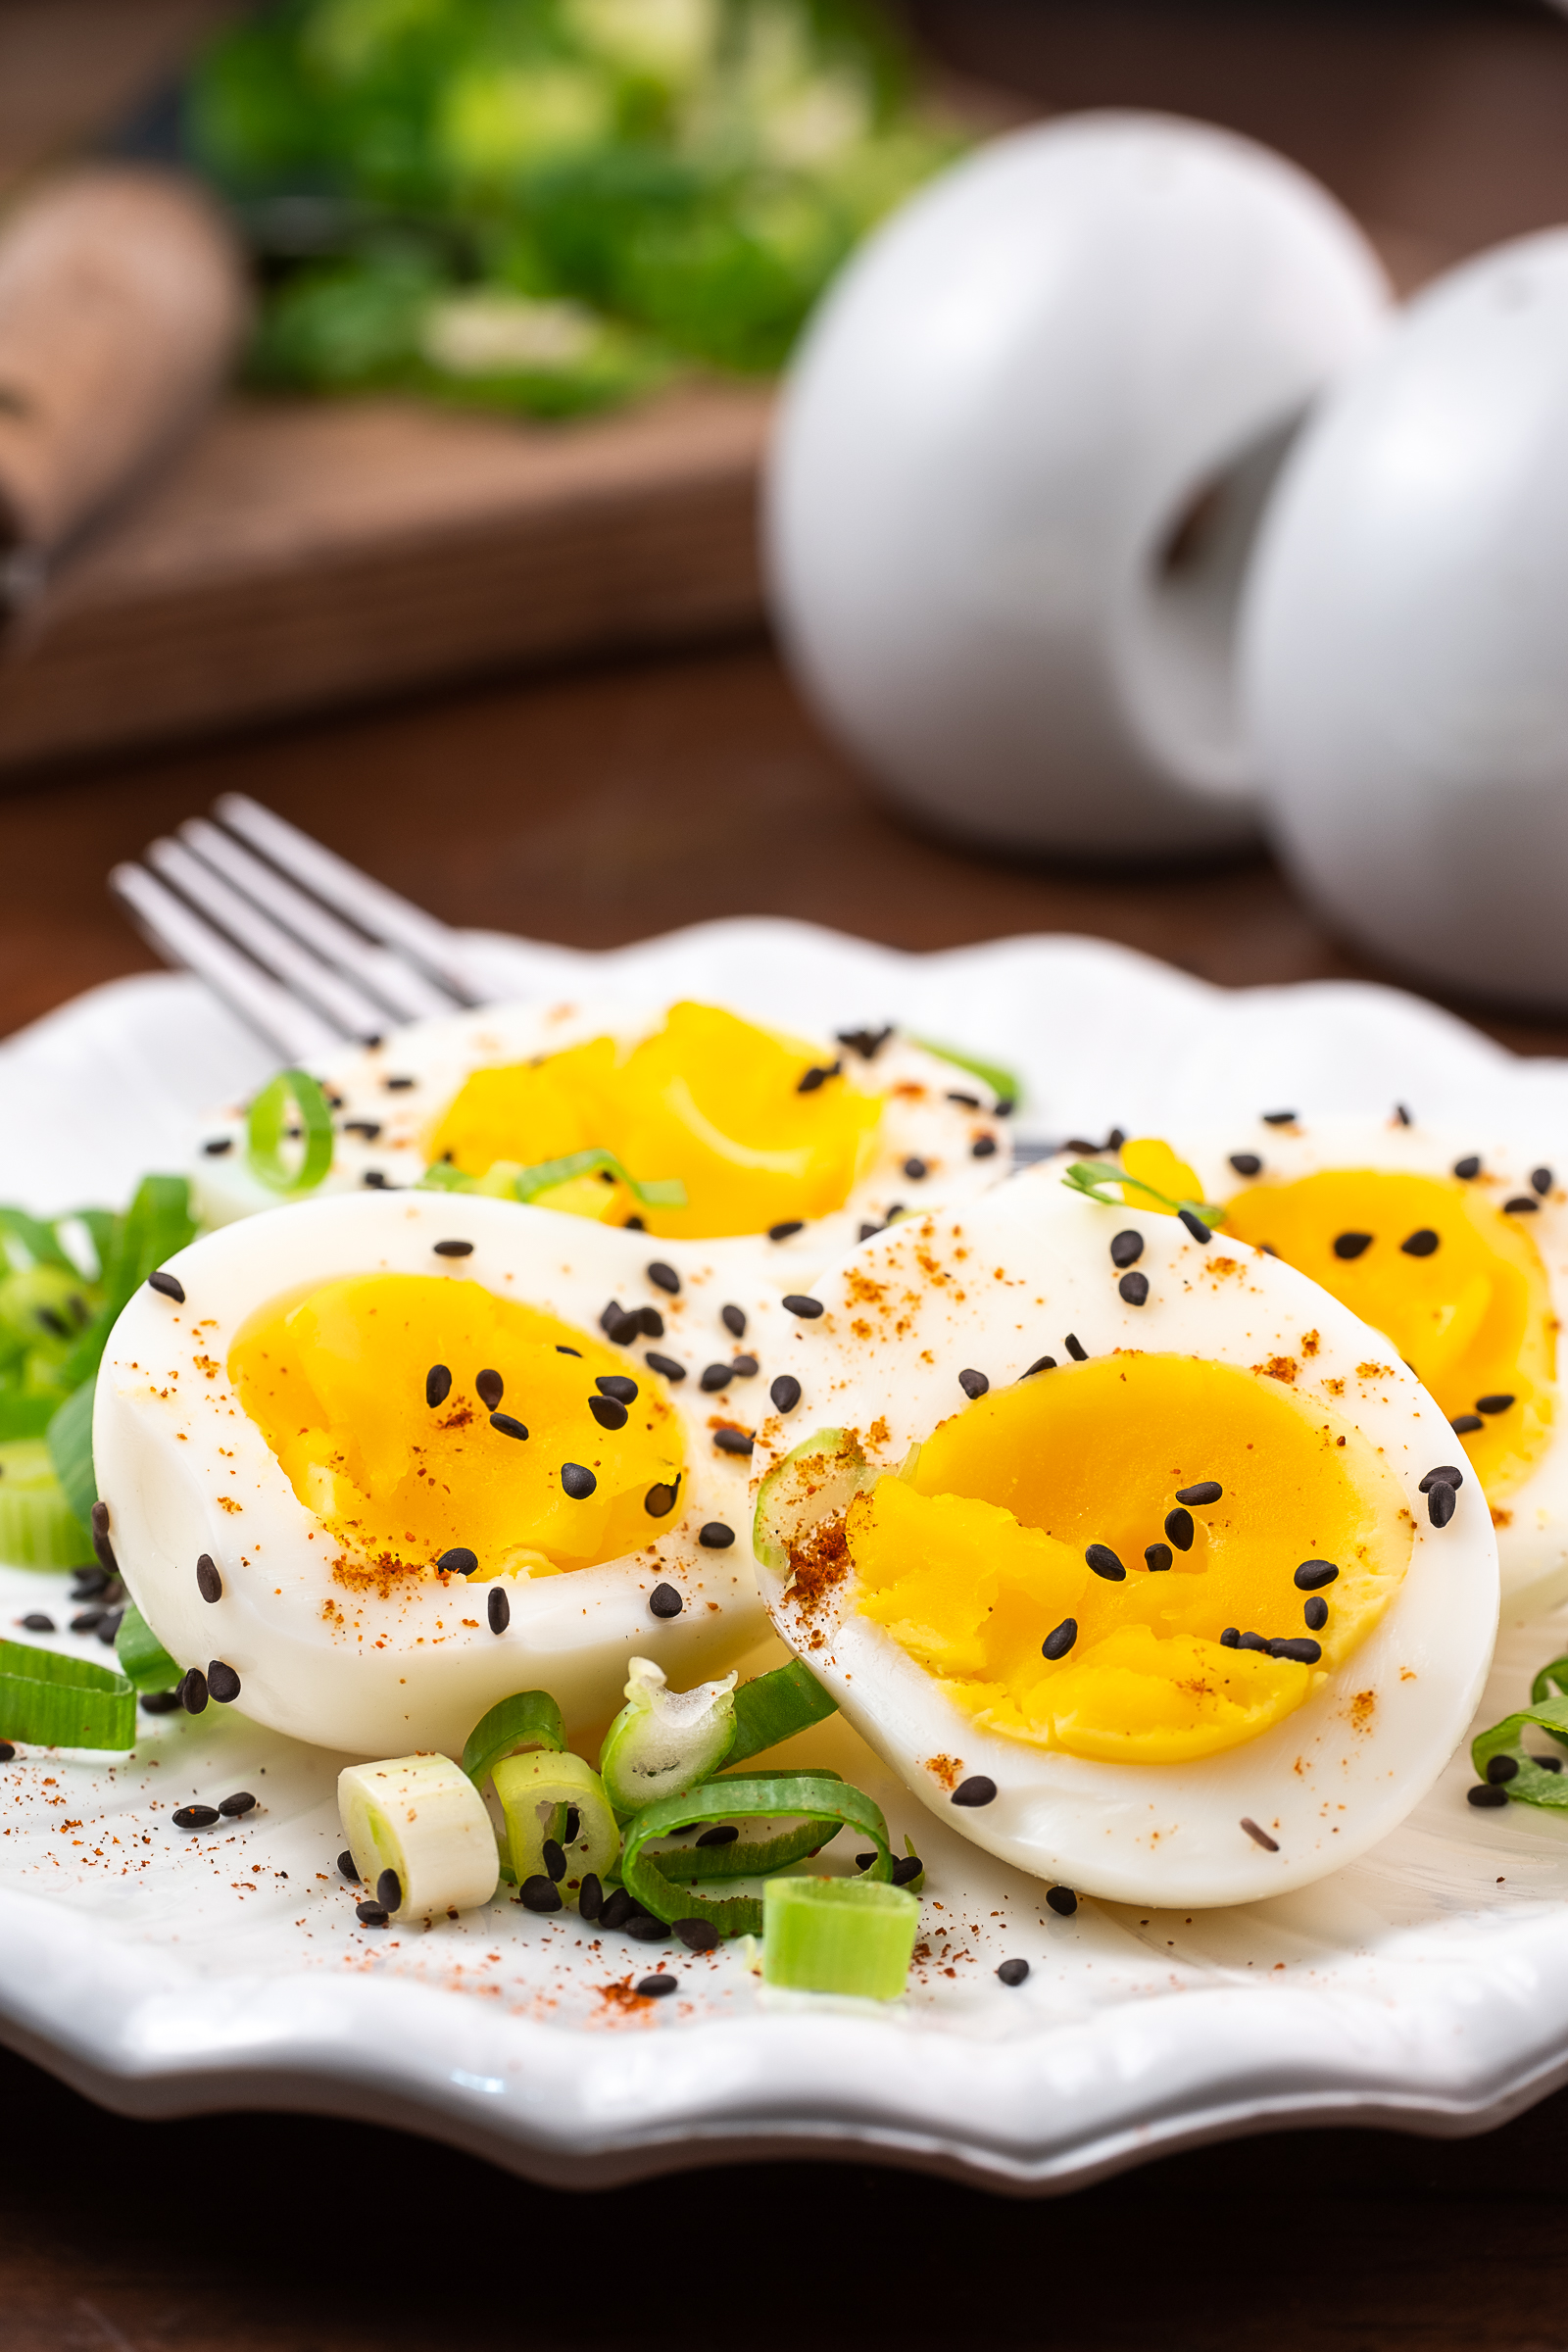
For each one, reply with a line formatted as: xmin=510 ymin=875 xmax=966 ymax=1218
xmin=1124 ymin=1122 xmax=1568 ymax=1611
xmin=94 ymin=1191 xmax=798 ymax=1757
xmin=192 ymin=997 xmax=1011 ymax=1281
xmin=750 ymin=1169 xmax=1497 ymax=1907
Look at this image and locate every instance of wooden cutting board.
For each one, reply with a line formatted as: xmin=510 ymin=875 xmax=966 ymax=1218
xmin=0 ymin=381 xmax=772 ymax=773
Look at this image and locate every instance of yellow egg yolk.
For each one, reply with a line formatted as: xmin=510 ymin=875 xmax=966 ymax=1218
xmin=230 ymin=1273 xmax=684 ymax=1582
xmin=425 ymin=1001 xmax=883 ymax=1240
xmin=1220 ymin=1168 xmax=1554 ymax=1504
xmin=849 ymin=1352 xmax=1411 ymax=1764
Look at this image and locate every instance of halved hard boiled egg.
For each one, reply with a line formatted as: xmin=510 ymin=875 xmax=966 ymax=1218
xmin=750 ymin=1170 xmax=1497 ymax=1907
xmin=94 ymin=1191 xmax=796 ymax=1757
xmin=1137 ymin=1120 xmax=1568 ymax=1610
xmin=192 ymin=998 xmax=1010 ymax=1281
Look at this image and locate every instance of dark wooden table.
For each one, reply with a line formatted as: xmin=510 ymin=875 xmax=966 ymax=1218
xmin=5 ymin=637 xmax=1568 ymax=2351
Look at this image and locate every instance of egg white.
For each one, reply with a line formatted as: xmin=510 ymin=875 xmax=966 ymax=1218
xmin=190 ymin=997 xmax=1011 ymax=1284
xmin=1175 ymin=1114 xmax=1568 ymax=1613
xmin=748 ymin=1169 xmax=1499 ymax=1908
xmin=94 ymin=1190 xmax=799 ymax=1758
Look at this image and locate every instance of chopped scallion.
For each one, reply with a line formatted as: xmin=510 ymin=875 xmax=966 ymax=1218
xmin=762 ymin=1875 xmax=919 ymax=1999
xmin=461 ymin=1688 xmax=565 ymax=1790
xmin=906 ymin=1037 xmax=1022 ymax=1108
xmin=492 ymin=1748 xmax=620 ymax=1898
xmin=115 ymin=1602 xmax=179 ymax=1694
xmin=247 ymin=1069 xmax=336 ymax=1195
xmin=1060 ymin=1158 xmax=1226 ymax=1228
xmin=0 ymin=1639 xmax=135 ymax=1750
xmin=620 ymin=1771 xmax=895 ymax=1939
xmin=599 ymin=1657 xmax=737 ymax=1818
xmin=0 ymin=1440 xmax=92 ymax=1569
xmin=338 ymin=1752 xmax=499 ymax=1920
xmin=1471 ymin=1654 xmax=1568 ymax=1807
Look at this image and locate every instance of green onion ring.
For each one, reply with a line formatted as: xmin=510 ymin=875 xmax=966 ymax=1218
xmin=621 ymin=1770 xmax=894 ymax=1937
xmin=246 ymin=1069 xmax=336 ymax=1196
xmin=0 ymin=1639 xmax=135 ymax=1750
xmin=462 ymin=1688 xmax=565 ymax=1791
xmin=1471 ymin=1654 xmax=1568 ymax=1806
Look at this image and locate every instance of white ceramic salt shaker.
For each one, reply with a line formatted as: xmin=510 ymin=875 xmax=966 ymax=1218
xmin=1245 ymin=227 xmax=1568 ymax=1009
xmin=765 ymin=112 xmax=1390 ymax=857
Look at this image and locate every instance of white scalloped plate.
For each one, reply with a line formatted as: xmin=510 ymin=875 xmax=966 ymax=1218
xmin=6 ymin=918 xmax=1568 ymax=2193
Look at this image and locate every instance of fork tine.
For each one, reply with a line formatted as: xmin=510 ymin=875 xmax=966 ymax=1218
xmin=214 ymin=794 xmax=484 ymax=1002
xmin=109 ymin=863 xmax=343 ymax=1063
xmin=176 ymin=818 xmax=459 ymax=1025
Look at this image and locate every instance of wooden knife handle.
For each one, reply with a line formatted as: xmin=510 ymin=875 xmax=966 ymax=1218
xmin=0 ymin=166 xmax=248 ymax=594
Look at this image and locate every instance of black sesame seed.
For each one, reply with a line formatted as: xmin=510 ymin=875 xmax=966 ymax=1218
xmin=644 ymin=1482 xmax=680 ymax=1518
xmin=1237 ymin=1632 xmax=1270 ymax=1652
xmin=599 ymin=1888 xmax=636 ymax=1930
xmin=1178 ymin=1209 xmax=1212 ymax=1245
xmin=699 ymin=1523 xmax=734 ymax=1548
xmin=1449 ymin=1414 xmax=1484 ymax=1437
xmin=1042 ymin=1618 xmax=1077 ymax=1659
xmin=147 ymin=1269 xmax=185 ymax=1303
xmin=384 ymin=1075 xmax=416 ymax=1091
xmin=1175 ymin=1482 xmax=1223 ymax=1507
xmin=597 ymin=1375 xmax=639 ymax=1405
xmin=1453 ymin=1154 xmax=1483 ymax=1181
xmin=637 ymin=1305 xmax=664 ymax=1339
xmin=700 ymin=1362 xmax=733 ymax=1393
xmin=489 ymin=1412 xmax=529 ymax=1441
xmin=626 ymin=1916 xmax=667 ymax=1943
xmin=1505 ymin=1196 xmax=1540 ymax=1215
xmin=995 ymin=1099 xmax=1015 ymax=1117
xmin=697 ymin=1824 xmax=739 ymax=1847
xmin=1086 ymin=1544 xmax=1125 ymax=1581
xmin=140 ymin=1690 xmax=181 ymax=1714
xmin=202 ymin=1137 xmax=233 ymax=1155
xmin=782 ymin=1294 xmax=823 ymax=1319
xmin=952 ymin=1776 xmax=997 ymax=1807
xmin=646 ymin=1352 xmax=686 ymax=1383
xmin=1268 ymin=1637 xmax=1322 ymax=1664
xmin=1045 ymin=1886 xmax=1078 ymax=1917
xmin=1064 ymin=1334 xmax=1087 ymax=1361
xmin=770 ymin=1374 xmax=802 ymax=1414
xmin=1468 ymin=1785 xmax=1509 ymax=1809
xmin=520 ymin=1876 xmax=563 ymax=1912
xmin=71 ymin=1609 xmax=105 ymax=1634
xmin=579 ymin=1873 xmax=604 ymax=1921
xmin=837 ymin=1026 xmax=893 ymax=1060
xmin=1533 ymin=1166 xmax=1554 ymax=1197
xmin=356 ymin=1900 xmax=389 ymax=1926
xmin=432 ymin=1238 xmax=472 ymax=1258
xmin=891 ymin=1854 xmax=923 ymax=1886
xmin=624 ymin=1215 xmax=646 ymax=1232
xmin=172 ymin=1805 xmax=219 ymax=1830
xmin=1145 ymin=1544 xmax=1173 ymax=1573
xmin=1395 ymin=1102 xmax=1413 ymax=1126
xmin=338 ymin=1850 xmax=359 ymax=1882
xmin=196 ymin=1553 xmax=222 ymax=1603
xmin=1294 ymin=1560 xmax=1339 ymax=1591
xmin=714 ymin=1428 xmax=754 ymax=1456
xmin=1418 ymin=1465 xmax=1464 ymax=1494
xmin=0 ymin=1741 xmax=12 ymax=1759
xmin=426 ymin=1364 xmax=452 ymax=1408
xmin=488 ymin=1587 xmax=510 ymax=1635
xmin=20 ymin=1612 xmax=53 ymax=1633
xmin=1400 ymin=1229 xmax=1441 ymax=1257
xmin=589 ymin=1394 xmax=629 ymax=1430
xmin=561 ymin=1463 xmax=597 ymax=1498
xmin=207 ymin=1660 xmax=241 ymax=1704
xmin=1110 ymin=1230 xmax=1144 ymax=1268
xmin=650 ymin=1583 xmax=683 ymax=1618
xmin=1303 ymin=1595 xmax=1328 ymax=1631
xmin=1118 ymin=1271 xmax=1150 ymax=1306
xmin=903 ymin=1157 xmax=928 ymax=1180
xmin=341 ymin=1120 xmax=381 ymax=1141
xmin=1429 ymin=1481 xmax=1458 ymax=1528
xmin=674 ymin=1917 xmax=720 ymax=1952
xmin=720 ymin=1304 xmax=748 ymax=1340
xmin=437 ymin=1547 xmax=477 ymax=1576
xmin=858 ymin=1219 xmax=884 ymax=1241
xmin=179 ymin=1667 xmax=209 ymax=1714
xmin=1333 ymin=1232 xmax=1373 ymax=1260
xmin=474 ymin=1367 xmax=504 ymax=1409
xmin=1477 ymin=1394 xmax=1516 ymax=1415
xmin=856 ymin=1852 xmax=876 ymax=1871
xmin=557 ymin=1346 xmax=581 ymax=1357
xmin=96 ymin=1611 xmax=123 ymax=1647
xmin=542 ymin=1838 xmax=566 ymax=1884
xmin=947 ymin=1090 xmax=981 ymax=1109
xmin=647 ymin=1261 xmax=681 ymax=1296
xmin=1023 ymin=1355 xmax=1057 ymax=1377
xmin=1164 ymin=1507 xmax=1195 ymax=1551
xmin=997 ymin=1957 xmax=1030 ymax=1986
xmin=1535 ymin=1756 xmax=1565 ymax=1773
xmin=362 ymin=1171 xmax=390 ymax=1189
xmin=768 ymin=1221 xmax=805 ymax=1242
xmin=729 ymin=1353 xmax=759 ymax=1378
xmin=639 ymin=1973 xmax=678 ymax=1995
xmin=602 ymin=1302 xmax=641 ymax=1345
xmin=377 ymin=1868 xmax=402 ymax=1911
xmin=972 ymin=1135 xmax=999 ymax=1159
xmin=1220 ymin=1628 xmax=1240 ymax=1648
xmin=958 ymin=1368 xmax=990 ymax=1399
xmin=1487 ymin=1753 xmax=1519 ymax=1785
xmin=1261 ymin=1111 xmax=1298 ymax=1127
xmin=1229 ymin=1152 xmax=1262 ymax=1176
xmin=1241 ymin=1817 xmax=1280 ymax=1851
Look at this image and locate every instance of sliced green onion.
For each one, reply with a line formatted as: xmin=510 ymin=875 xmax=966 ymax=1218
xmin=599 ymin=1656 xmax=737 ymax=1817
xmin=339 ymin=1752 xmax=500 ymax=1920
xmin=0 ymin=1638 xmax=135 ymax=1750
xmin=493 ymin=1748 xmax=620 ymax=1896
xmin=55 ymin=1174 xmax=197 ymax=1394
xmin=510 ymin=1149 xmax=686 ymax=1210
xmin=0 ymin=1206 xmax=74 ymax=1274
xmin=0 ymin=1439 xmax=91 ymax=1569
xmin=1471 ymin=1654 xmax=1568 ymax=1806
xmin=416 ymin=1160 xmax=474 ymax=1194
xmin=1060 ymin=1158 xmax=1226 ymax=1229
xmin=461 ymin=1688 xmax=564 ymax=1791
xmin=246 ymin=1069 xmax=336 ymax=1196
xmin=116 ymin=1602 xmax=179 ymax=1694
xmin=762 ymin=1875 xmax=919 ymax=1999
xmin=621 ymin=1771 xmax=894 ymax=1938
xmin=752 ymin=1426 xmax=877 ymax=1577
xmin=45 ymin=1380 xmax=97 ymax=1532
xmin=725 ymin=1658 xmax=837 ymax=1769
xmin=906 ymin=1036 xmax=1022 ymax=1107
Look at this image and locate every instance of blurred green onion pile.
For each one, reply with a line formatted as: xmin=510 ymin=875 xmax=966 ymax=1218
xmin=189 ymin=0 xmax=964 ymax=418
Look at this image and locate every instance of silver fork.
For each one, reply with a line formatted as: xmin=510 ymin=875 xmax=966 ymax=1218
xmin=110 ymin=794 xmax=490 ymax=1061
